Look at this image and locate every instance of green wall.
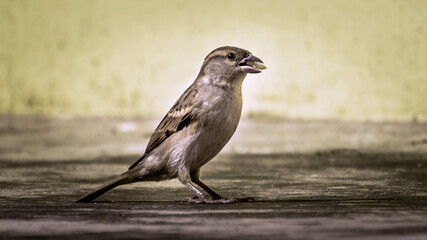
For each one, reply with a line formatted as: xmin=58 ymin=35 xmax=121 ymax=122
xmin=1 ymin=0 xmax=426 ymax=121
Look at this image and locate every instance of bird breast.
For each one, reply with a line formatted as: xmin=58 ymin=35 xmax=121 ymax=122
xmin=152 ymin=84 xmax=243 ymax=179
xmin=189 ymin=85 xmax=243 ymax=170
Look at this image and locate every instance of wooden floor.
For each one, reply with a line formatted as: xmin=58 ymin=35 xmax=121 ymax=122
xmin=0 ymin=116 xmax=426 ymax=239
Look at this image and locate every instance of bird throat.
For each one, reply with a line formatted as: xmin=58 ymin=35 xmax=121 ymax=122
xmin=199 ymin=73 xmax=246 ymax=91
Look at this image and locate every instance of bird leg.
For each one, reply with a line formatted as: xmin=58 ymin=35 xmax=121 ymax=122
xmin=192 ymin=179 xmax=223 ymax=200
xmin=181 ymin=169 xmax=255 ymax=204
xmin=182 ymin=180 xmax=214 ymax=204
xmin=190 ymin=169 xmax=223 ymax=200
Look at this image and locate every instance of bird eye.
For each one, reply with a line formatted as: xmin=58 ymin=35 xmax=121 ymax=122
xmin=227 ymin=53 xmax=235 ymax=60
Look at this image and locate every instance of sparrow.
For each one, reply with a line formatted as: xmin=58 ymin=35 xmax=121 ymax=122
xmin=77 ymin=46 xmax=266 ymax=204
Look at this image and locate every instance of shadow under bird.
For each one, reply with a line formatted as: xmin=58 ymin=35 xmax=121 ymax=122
xmin=77 ymin=46 xmax=266 ymax=204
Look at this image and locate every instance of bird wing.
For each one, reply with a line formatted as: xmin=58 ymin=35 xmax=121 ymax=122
xmin=129 ymin=87 xmax=199 ymax=169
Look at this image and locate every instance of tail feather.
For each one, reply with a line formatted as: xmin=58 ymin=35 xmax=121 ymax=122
xmin=76 ymin=172 xmax=134 ymax=202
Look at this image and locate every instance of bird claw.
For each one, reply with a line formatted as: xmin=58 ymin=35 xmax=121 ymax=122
xmin=181 ymin=196 xmax=205 ymax=204
xmin=182 ymin=196 xmax=255 ymax=204
xmin=235 ymin=197 xmax=255 ymax=202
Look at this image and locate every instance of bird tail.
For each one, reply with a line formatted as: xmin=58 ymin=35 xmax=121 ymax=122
xmin=76 ymin=172 xmax=135 ymax=202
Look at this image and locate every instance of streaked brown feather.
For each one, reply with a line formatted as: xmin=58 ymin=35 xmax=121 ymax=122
xmin=129 ymin=88 xmax=198 ymax=169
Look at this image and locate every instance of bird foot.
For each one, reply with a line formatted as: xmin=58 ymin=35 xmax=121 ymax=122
xmin=182 ymin=196 xmax=255 ymax=204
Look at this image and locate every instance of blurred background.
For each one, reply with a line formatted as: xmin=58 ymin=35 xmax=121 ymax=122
xmin=1 ymin=2 xmax=427 ymax=238
xmin=1 ymin=0 xmax=426 ymax=121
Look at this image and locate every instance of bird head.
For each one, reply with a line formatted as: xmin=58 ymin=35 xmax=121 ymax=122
xmin=197 ymin=46 xmax=266 ymax=85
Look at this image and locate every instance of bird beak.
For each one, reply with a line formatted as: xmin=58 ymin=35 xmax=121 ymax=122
xmin=238 ymin=55 xmax=267 ymax=74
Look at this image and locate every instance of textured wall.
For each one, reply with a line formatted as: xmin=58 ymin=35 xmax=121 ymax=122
xmin=1 ymin=0 xmax=426 ymax=121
